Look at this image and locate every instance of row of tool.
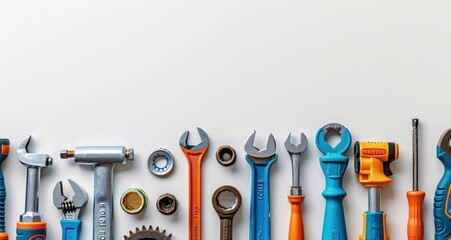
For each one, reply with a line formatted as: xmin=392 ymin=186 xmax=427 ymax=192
xmin=1 ymin=120 xmax=450 ymax=240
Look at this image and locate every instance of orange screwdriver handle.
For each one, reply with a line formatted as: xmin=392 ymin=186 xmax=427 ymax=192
xmin=288 ymin=195 xmax=304 ymax=240
xmin=181 ymin=147 xmax=208 ymax=240
xmin=407 ymin=191 xmax=425 ymax=240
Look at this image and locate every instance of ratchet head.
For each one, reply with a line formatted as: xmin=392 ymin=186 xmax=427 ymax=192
xmin=244 ymin=131 xmax=276 ymax=159
xmin=53 ymin=179 xmax=88 ymax=220
xmin=285 ymin=132 xmax=308 ymax=154
xmin=179 ymin=127 xmax=210 ymax=151
xmin=17 ymin=135 xmax=53 ymax=168
xmin=315 ymin=123 xmax=351 ymax=155
xmin=438 ymin=129 xmax=451 ymax=156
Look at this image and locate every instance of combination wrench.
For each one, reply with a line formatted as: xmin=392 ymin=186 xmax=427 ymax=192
xmin=244 ymin=131 xmax=277 ymax=240
xmin=212 ymin=185 xmax=241 ymax=240
xmin=179 ymin=127 xmax=209 ymax=240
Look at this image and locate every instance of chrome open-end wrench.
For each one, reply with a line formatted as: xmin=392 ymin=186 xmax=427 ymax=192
xmin=285 ymin=132 xmax=308 ymax=240
xmin=212 ymin=185 xmax=242 ymax=240
xmin=315 ymin=123 xmax=351 ymax=240
xmin=179 ymin=128 xmax=209 ymax=240
xmin=245 ymin=131 xmax=277 ymax=240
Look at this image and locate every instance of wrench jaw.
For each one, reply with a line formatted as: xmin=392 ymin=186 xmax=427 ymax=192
xmin=52 ymin=179 xmax=88 ymax=220
xmin=17 ymin=136 xmax=53 ymax=168
xmin=179 ymin=128 xmax=210 ymax=151
xmin=284 ymin=132 xmax=308 ymax=155
xmin=244 ymin=131 xmax=277 ymax=161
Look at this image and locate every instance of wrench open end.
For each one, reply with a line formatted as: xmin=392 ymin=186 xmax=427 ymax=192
xmin=179 ymin=127 xmax=210 ymax=151
xmin=244 ymin=131 xmax=276 ymax=159
xmin=285 ymin=132 xmax=308 ymax=154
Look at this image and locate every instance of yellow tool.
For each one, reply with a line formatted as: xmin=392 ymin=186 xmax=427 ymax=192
xmin=355 ymin=141 xmax=399 ymax=240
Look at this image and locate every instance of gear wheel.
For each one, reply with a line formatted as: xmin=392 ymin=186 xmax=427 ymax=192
xmin=124 ymin=225 xmax=172 ymax=240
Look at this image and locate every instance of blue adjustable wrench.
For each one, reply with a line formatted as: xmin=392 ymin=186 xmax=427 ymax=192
xmin=245 ymin=131 xmax=277 ymax=240
xmin=434 ymin=128 xmax=451 ymax=239
xmin=315 ymin=123 xmax=351 ymax=240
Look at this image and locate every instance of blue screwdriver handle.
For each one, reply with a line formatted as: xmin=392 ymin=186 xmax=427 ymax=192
xmin=246 ymin=154 xmax=278 ymax=240
xmin=0 ymin=139 xmax=10 ymax=239
xmin=61 ymin=219 xmax=81 ymax=240
xmin=434 ymin=146 xmax=451 ymax=239
xmin=320 ymin=152 xmax=348 ymax=240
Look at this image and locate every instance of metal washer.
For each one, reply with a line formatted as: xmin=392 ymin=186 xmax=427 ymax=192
xmin=148 ymin=148 xmax=174 ymax=176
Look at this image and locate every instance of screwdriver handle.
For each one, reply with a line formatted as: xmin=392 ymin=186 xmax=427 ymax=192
xmin=0 ymin=140 xmax=9 ymax=238
xmin=61 ymin=219 xmax=81 ymax=240
xmin=320 ymin=153 xmax=348 ymax=240
xmin=359 ymin=212 xmax=389 ymax=240
xmin=434 ymin=146 xmax=451 ymax=239
xmin=16 ymin=222 xmax=46 ymax=240
xmin=288 ymin=195 xmax=304 ymax=240
xmin=407 ymin=191 xmax=425 ymax=240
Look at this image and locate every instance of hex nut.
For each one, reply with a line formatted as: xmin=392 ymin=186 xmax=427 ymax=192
xmin=156 ymin=193 xmax=177 ymax=215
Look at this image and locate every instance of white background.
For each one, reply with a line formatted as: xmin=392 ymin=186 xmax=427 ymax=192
xmin=1 ymin=0 xmax=451 ymax=239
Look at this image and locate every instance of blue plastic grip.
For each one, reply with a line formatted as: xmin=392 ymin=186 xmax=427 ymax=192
xmin=16 ymin=225 xmax=46 ymax=240
xmin=320 ymin=153 xmax=348 ymax=240
xmin=363 ymin=212 xmax=385 ymax=240
xmin=246 ymin=154 xmax=278 ymax=240
xmin=434 ymin=146 xmax=451 ymax=239
xmin=61 ymin=219 xmax=81 ymax=240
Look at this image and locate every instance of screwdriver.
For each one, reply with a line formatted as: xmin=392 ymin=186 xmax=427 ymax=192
xmin=406 ymin=119 xmax=425 ymax=240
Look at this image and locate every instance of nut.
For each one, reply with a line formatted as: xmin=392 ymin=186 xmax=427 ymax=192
xmin=120 ymin=188 xmax=148 ymax=214
xmin=156 ymin=193 xmax=177 ymax=215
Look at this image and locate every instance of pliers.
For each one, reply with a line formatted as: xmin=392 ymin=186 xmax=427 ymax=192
xmin=53 ymin=179 xmax=88 ymax=240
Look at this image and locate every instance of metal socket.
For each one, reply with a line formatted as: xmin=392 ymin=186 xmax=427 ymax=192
xmin=120 ymin=188 xmax=148 ymax=214
xmin=216 ymin=146 xmax=236 ymax=166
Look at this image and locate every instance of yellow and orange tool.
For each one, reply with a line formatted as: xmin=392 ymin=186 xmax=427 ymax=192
xmin=179 ymin=128 xmax=209 ymax=240
xmin=285 ymin=132 xmax=308 ymax=240
xmin=354 ymin=141 xmax=399 ymax=240
xmin=407 ymin=119 xmax=424 ymax=239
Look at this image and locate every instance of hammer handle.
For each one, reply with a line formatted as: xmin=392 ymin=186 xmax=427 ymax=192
xmin=93 ymin=165 xmax=114 ymax=240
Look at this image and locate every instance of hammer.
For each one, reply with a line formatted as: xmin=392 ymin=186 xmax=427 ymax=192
xmin=61 ymin=146 xmax=134 ymax=240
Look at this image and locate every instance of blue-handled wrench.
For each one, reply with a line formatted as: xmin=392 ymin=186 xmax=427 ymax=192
xmin=53 ymin=179 xmax=88 ymax=240
xmin=315 ymin=123 xmax=351 ymax=240
xmin=434 ymin=128 xmax=451 ymax=239
xmin=245 ymin=131 xmax=277 ymax=240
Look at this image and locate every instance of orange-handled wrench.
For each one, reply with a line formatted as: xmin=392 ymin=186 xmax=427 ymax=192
xmin=407 ymin=119 xmax=424 ymax=240
xmin=180 ymin=128 xmax=209 ymax=240
xmin=285 ymin=132 xmax=308 ymax=240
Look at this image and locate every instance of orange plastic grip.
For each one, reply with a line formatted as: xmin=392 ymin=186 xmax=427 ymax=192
xmin=0 ymin=232 xmax=8 ymax=240
xmin=288 ymin=195 xmax=304 ymax=240
xmin=181 ymin=147 xmax=208 ymax=240
xmin=407 ymin=191 xmax=425 ymax=240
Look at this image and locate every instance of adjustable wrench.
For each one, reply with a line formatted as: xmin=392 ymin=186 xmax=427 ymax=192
xmin=285 ymin=133 xmax=308 ymax=240
xmin=315 ymin=123 xmax=351 ymax=240
xmin=179 ymin=128 xmax=209 ymax=240
xmin=244 ymin=131 xmax=277 ymax=240
xmin=17 ymin=136 xmax=53 ymax=240
xmin=434 ymin=128 xmax=451 ymax=239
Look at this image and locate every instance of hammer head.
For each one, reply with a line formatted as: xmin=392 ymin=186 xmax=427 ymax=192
xmin=17 ymin=135 xmax=53 ymax=168
xmin=61 ymin=146 xmax=134 ymax=166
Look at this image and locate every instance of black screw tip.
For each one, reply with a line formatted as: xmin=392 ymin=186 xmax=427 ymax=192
xmin=412 ymin=118 xmax=419 ymax=128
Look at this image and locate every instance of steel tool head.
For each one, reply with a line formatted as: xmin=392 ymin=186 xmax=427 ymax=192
xmin=17 ymin=135 xmax=53 ymax=168
xmin=439 ymin=129 xmax=451 ymax=156
xmin=315 ymin=123 xmax=351 ymax=155
xmin=244 ymin=131 xmax=276 ymax=158
xmin=53 ymin=179 xmax=88 ymax=219
xmin=179 ymin=127 xmax=209 ymax=151
xmin=285 ymin=132 xmax=308 ymax=154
